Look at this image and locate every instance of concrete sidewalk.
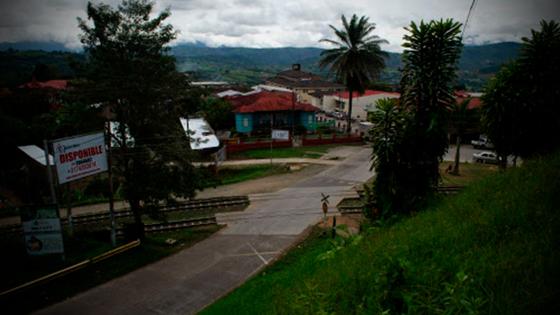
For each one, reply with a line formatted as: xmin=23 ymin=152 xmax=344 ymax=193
xmin=35 ymin=146 xmax=373 ymax=315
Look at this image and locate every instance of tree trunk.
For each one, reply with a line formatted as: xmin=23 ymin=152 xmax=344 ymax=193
xmin=451 ymin=135 xmax=461 ymax=175
xmin=499 ymin=154 xmax=508 ymax=170
xmin=130 ymin=198 xmax=145 ymax=240
xmin=346 ymin=88 xmax=353 ymax=135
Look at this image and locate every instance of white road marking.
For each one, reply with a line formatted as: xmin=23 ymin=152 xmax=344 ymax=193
xmin=247 ymin=242 xmax=269 ymax=265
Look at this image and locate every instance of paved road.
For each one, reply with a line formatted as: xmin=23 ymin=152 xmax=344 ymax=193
xmin=35 ymin=146 xmax=374 ymax=315
xmin=0 ymin=159 xmax=338 ymax=226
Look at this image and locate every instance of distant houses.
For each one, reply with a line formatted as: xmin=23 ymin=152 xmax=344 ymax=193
xmin=198 ymin=66 xmax=484 ymax=137
xmin=265 ymin=64 xmax=344 ymax=103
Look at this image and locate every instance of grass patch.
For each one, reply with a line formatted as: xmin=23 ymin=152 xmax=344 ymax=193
xmin=202 ymin=153 xmax=560 ymax=314
xmin=230 ymin=145 xmax=338 ymax=160
xmin=440 ymin=161 xmax=497 ymax=186
xmin=0 ymin=225 xmax=221 ymax=314
xmin=215 ymin=164 xmax=290 ymax=186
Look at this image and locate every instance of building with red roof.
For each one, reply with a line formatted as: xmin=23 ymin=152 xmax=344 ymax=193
xmin=226 ymin=91 xmax=319 ymax=134
xmin=19 ymin=79 xmax=68 ymax=90
xmin=454 ymin=91 xmax=482 ymax=110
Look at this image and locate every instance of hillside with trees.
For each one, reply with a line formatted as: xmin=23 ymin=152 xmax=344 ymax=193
xmin=0 ymin=41 xmax=519 ymax=90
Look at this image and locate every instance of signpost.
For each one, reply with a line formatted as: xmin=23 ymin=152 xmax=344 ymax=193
xmin=271 ymin=129 xmax=290 ymax=140
xmin=271 ymin=129 xmax=289 ymax=166
xmin=52 ymin=132 xmax=108 ymax=184
xmin=20 ymin=205 xmax=64 ymax=256
xmin=321 ymin=193 xmax=330 ymax=229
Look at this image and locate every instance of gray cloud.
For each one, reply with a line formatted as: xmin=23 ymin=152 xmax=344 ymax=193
xmin=0 ymin=0 xmax=559 ymax=51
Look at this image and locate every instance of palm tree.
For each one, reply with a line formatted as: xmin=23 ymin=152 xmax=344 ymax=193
xmin=319 ymin=14 xmax=388 ymax=135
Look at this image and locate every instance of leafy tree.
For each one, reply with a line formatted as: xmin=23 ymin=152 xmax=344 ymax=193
xmin=449 ymin=98 xmax=471 ymax=175
xmin=197 ymin=97 xmax=234 ymax=131
xmin=481 ymin=20 xmax=560 ymax=163
xmin=78 ymin=0 xmax=202 ymax=238
xmin=481 ymin=63 xmax=523 ymax=169
xmin=319 ymin=14 xmax=388 ymax=134
xmin=368 ymin=98 xmax=410 ymax=216
xmin=369 ymin=19 xmax=462 ymax=215
xmin=397 ymin=19 xmax=463 ymax=210
xmin=514 ymin=20 xmax=560 ymax=157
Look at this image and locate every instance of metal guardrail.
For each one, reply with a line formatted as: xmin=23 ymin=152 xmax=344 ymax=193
xmin=115 ymin=216 xmax=217 ymax=236
xmin=0 ymin=196 xmax=248 ymax=235
xmin=0 ymin=240 xmax=141 ymax=298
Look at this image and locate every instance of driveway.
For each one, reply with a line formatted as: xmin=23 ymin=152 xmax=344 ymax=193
xmin=35 ymin=145 xmax=374 ymax=315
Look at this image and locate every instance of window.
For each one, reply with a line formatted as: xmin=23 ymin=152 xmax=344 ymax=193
xmin=308 ymin=115 xmax=313 ymax=124
xmin=243 ymin=118 xmax=249 ymax=127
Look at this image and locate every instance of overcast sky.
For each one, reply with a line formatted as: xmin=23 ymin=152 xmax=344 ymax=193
xmin=1 ymin=0 xmax=559 ymax=52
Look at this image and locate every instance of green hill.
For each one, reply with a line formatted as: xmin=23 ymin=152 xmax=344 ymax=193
xmin=172 ymin=42 xmax=519 ymax=90
xmin=202 ymin=153 xmax=560 ymax=314
xmin=0 ymin=41 xmax=520 ymax=90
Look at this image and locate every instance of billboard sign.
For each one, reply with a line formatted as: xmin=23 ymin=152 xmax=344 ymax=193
xmin=20 ymin=205 xmax=64 ymax=255
xmin=53 ymin=132 xmax=108 ymax=184
xmin=271 ymin=129 xmax=290 ymax=140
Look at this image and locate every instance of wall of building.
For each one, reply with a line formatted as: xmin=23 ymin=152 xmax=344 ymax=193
xmin=235 ymin=113 xmax=253 ymax=133
xmin=299 ymin=111 xmax=317 ymax=131
xmin=335 ymin=93 xmax=400 ymax=121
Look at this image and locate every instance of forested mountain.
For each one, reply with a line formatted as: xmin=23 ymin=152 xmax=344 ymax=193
xmin=0 ymin=41 xmax=520 ymax=90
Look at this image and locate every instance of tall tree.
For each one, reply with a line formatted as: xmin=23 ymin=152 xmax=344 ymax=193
xmin=515 ymin=20 xmax=560 ymax=157
xmin=481 ymin=63 xmax=523 ymax=169
xmin=319 ymin=14 xmax=388 ymax=134
xmin=481 ymin=20 xmax=560 ymax=163
xmin=368 ymin=98 xmax=410 ymax=216
xmin=400 ymin=19 xmax=462 ymax=203
xmin=370 ymin=19 xmax=462 ymax=214
xmin=450 ymin=98 xmax=471 ymax=175
xmin=78 ymin=0 xmax=202 ymax=238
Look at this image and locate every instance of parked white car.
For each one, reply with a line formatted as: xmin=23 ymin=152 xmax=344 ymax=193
xmin=471 ymin=135 xmax=494 ymax=149
xmin=473 ymin=151 xmax=499 ymax=164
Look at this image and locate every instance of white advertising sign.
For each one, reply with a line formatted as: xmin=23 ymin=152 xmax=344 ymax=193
xmin=271 ymin=129 xmax=290 ymax=140
xmin=53 ymin=132 xmax=108 ymax=184
xmin=21 ymin=205 xmax=64 ymax=255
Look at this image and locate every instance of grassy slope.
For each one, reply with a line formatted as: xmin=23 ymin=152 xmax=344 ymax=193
xmin=202 ymin=153 xmax=560 ymax=314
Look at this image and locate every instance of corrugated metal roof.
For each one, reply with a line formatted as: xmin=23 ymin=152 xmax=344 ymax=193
xmin=18 ymin=145 xmax=54 ymax=166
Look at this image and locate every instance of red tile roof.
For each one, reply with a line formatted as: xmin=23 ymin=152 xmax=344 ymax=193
xmin=454 ymin=91 xmax=482 ymax=109
xmin=333 ymin=90 xmax=400 ymax=99
xmin=19 ymin=79 xmax=68 ymax=90
xmin=456 ymin=96 xmax=482 ymax=109
xmin=227 ymin=91 xmax=319 ymax=113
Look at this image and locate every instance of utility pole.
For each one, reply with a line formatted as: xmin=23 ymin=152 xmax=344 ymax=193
xmin=43 ymin=139 xmax=57 ymax=204
xmin=291 ymin=89 xmax=296 ymax=139
xmin=270 ymin=113 xmax=274 ymax=166
xmin=106 ymin=121 xmax=117 ymax=247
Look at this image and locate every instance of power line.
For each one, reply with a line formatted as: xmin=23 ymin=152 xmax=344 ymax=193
xmin=462 ymin=0 xmax=478 ymax=41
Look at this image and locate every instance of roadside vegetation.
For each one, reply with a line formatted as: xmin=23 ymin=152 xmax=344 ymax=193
xmin=0 ymin=225 xmax=221 ymax=314
xmin=202 ymin=152 xmax=560 ymax=314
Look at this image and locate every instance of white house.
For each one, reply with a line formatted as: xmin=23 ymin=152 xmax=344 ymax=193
xmin=305 ymin=90 xmax=400 ymax=121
